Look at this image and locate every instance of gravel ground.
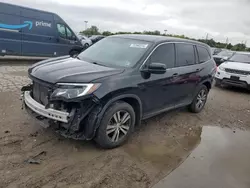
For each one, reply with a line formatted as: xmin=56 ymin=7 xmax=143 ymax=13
xmin=0 ymin=65 xmax=249 ymax=188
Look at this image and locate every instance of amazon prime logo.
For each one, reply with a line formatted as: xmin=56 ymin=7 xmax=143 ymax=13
xmin=35 ymin=21 xmax=51 ymax=28
xmin=0 ymin=20 xmax=52 ymax=31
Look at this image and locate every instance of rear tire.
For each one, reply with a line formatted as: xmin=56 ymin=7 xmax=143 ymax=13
xmin=94 ymin=101 xmax=135 ymax=149
xmin=189 ymin=85 xmax=208 ymax=113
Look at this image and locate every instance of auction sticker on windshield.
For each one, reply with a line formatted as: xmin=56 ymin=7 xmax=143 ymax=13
xmin=130 ymin=44 xmax=148 ymax=48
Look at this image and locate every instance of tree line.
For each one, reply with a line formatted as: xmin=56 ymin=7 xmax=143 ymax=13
xmin=80 ymin=26 xmax=250 ymax=52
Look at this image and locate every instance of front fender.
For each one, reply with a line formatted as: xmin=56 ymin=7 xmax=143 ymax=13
xmin=85 ymin=94 xmax=143 ymax=140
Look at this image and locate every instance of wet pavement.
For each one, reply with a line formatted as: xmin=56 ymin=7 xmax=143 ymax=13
xmin=153 ymin=126 xmax=250 ymax=188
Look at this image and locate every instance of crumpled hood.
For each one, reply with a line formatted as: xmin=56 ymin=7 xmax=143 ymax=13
xmin=29 ymin=56 xmax=124 ymax=84
xmin=220 ymin=61 xmax=250 ymax=72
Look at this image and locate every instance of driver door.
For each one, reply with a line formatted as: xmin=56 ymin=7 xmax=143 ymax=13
xmin=139 ymin=43 xmax=178 ymax=115
xmin=56 ymin=23 xmax=77 ymax=56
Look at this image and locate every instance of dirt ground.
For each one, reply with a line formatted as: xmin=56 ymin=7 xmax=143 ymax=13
xmin=0 ymin=65 xmax=249 ymax=188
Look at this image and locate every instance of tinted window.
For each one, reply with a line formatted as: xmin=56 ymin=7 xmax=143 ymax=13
xmin=197 ymin=46 xmax=210 ymax=63
xmin=150 ymin=44 xmax=175 ymax=68
xmin=176 ymin=44 xmax=195 ymax=67
xmin=57 ymin=24 xmax=66 ymax=38
xmin=66 ymin=27 xmax=73 ymax=40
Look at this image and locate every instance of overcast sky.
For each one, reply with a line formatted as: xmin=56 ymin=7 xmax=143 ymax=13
xmin=2 ymin=0 xmax=250 ymax=45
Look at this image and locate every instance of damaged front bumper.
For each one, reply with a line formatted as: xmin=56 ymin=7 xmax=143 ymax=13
xmin=22 ymin=85 xmax=102 ymax=140
xmin=24 ymin=91 xmax=70 ymax=123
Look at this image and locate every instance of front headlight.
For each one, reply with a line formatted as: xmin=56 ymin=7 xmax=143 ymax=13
xmin=219 ymin=66 xmax=225 ymax=71
xmin=51 ymin=83 xmax=101 ymax=99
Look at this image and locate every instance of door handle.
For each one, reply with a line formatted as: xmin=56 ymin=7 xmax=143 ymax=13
xmin=172 ymin=73 xmax=178 ymax=77
xmin=196 ymin=68 xmax=200 ymax=72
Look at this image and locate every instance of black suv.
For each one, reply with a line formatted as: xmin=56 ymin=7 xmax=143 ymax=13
xmin=22 ymin=35 xmax=216 ymax=149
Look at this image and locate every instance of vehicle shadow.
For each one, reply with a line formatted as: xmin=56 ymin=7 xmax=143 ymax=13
xmin=217 ymin=85 xmax=250 ymax=94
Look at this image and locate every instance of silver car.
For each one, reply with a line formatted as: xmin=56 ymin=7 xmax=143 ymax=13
xmin=77 ymin=34 xmax=92 ymax=48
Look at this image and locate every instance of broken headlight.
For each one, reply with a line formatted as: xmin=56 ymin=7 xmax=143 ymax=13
xmin=51 ymin=83 xmax=101 ymax=99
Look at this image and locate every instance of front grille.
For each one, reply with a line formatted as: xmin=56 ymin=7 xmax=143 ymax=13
xmin=225 ymin=68 xmax=250 ymax=75
xmin=32 ymin=81 xmax=51 ymax=105
xmin=222 ymin=78 xmax=248 ymax=88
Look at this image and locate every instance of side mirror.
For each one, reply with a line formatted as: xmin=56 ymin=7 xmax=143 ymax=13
xmin=147 ymin=63 xmax=166 ymax=74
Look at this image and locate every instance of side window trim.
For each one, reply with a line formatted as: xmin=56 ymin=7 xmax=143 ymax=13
xmin=174 ymin=42 xmax=196 ymax=67
xmin=57 ymin=23 xmax=66 ymax=39
xmin=140 ymin=41 xmax=205 ymax=70
xmin=196 ymin=45 xmax=211 ymax=64
xmin=174 ymin=43 xmax=177 ymax=67
xmin=194 ymin=45 xmax=199 ymax=64
xmin=145 ymin=42 xmax=175 ymax=68
xmin=66 ymin=26 xmax=74 ymax=40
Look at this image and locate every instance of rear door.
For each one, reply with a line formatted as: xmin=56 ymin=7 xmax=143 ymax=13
xmin=171 ymin=43 xmax=200 ymax=105
xmin=196 ymin=45 xmax=214 ymax=81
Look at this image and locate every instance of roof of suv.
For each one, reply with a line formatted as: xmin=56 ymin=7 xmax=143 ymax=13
xmin=111 ymin=34 xmax=208 ymax=47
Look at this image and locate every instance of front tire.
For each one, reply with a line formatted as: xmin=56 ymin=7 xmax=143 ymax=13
xmin=95 ymin=101 xmax=135 ymax=149
xmin=189 ymin=85 xmax=208 ymax=113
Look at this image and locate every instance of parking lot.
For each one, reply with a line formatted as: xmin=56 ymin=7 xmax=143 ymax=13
xmin=0 ymin=65 xmax=250 ymax=188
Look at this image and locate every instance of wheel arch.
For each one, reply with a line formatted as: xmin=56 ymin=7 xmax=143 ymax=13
xmin=97 ymin=94 xmax=143 ymax=127
xmin=84 ymin=94 xmax=143 ymax=140
xmin=201 ymin=80 xmax=212 ymax=90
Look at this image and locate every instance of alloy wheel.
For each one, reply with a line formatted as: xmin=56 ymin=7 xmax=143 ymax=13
xmin=196 ymin=89 xmax=207 ymax=110
xmin=106 ymin=110 xmax=131 ymax=142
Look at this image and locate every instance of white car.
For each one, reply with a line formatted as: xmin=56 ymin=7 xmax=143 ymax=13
xmin=215 ymin=52 xmax=250 ymax=89
xmin=77 ymin=34 xmax=92 ymax=48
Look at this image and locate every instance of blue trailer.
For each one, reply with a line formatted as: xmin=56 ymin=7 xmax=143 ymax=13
xmin=0 ymin=2 xmax=83 ymax=57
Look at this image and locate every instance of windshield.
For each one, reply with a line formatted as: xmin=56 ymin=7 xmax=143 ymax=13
xmin=217 ymin=51 xmax=234 ymax=57
xmin=229 ymin=53 xmax=250 ymax=64
xmin=78 ymin=37 xmax=152 ymax=67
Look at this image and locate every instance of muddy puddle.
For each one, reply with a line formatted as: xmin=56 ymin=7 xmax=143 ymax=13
xmin=153 ymin=126 xmax=250 ymax=188
xmin=0 ymin=95 xmax=203 ymax=188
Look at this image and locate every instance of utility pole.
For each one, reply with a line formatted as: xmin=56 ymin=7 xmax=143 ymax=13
xmin=205 ymin=33 xmax=209 ymax=41
xmin=84 ymin=21 xmax=88 ymax=30
xmin=225 ymin=37 xmax=228 ymax=49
